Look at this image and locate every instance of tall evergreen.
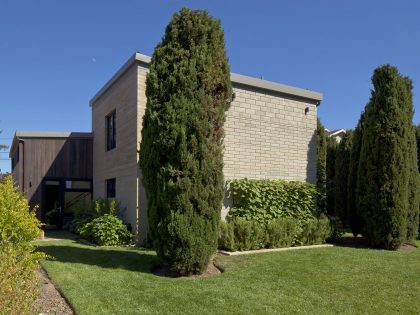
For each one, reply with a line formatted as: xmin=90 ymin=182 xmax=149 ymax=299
xmin=139 ymin=8 xmax=232 ymax=275
xmin=356 ymin=65 xmax=419 ymax=249
xmin=347 ymin=113 xmax=365 ymax=236
xmin=316 ymin=118 xmax=327 ymax=213
xmin=416 ymin=124 xmax=420 ymax=172
xmin=326 ymin=137 xmax=338 ymax=216
xmin=334 ymin=131 xmax=352 ymax=226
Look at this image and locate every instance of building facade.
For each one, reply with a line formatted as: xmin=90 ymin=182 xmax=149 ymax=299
xmin=11 ymin=52 xmax=322 ymax=242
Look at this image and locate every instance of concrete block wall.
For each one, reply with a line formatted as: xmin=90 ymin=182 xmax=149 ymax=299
xmin=91 ymin=65 xmax=139 ymax=234
xmin=224 ymin=84 xmax=317 ymax=182
xmin=221 ymin=84 xmax=318 ymax=219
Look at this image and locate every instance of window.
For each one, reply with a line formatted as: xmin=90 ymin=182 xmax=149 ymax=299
xmin=65 ymin=180 xmax=91 ymax=190
xmin=106 ymin=178 xmax=116 ymax=198
xmin=106 ymin=110 xmax=116 ymax=151
xmin=11 ymin=148 xmax=19 ymax=170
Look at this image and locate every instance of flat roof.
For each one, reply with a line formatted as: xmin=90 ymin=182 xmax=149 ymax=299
xmin=10 ymin=131 xmax=93 ymax=157
xmin=15 ymin=131 xmax=93 ymax=138
xmin=90 ymin=52 xmax=323 ymax=106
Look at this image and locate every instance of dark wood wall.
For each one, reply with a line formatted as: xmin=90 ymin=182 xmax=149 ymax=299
xmin=21 ymin=137 xmax=93 ymax=210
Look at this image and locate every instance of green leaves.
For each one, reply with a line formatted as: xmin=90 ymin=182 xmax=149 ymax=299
xmin=79 ymin=214 xmax=133 ymax=246
xmin=227 ymin=178 xmax=319 ymax=224
xmin=0 ymin=175 xmax=46 ymax=313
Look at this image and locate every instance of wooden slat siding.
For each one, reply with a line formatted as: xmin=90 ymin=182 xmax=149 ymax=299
xmin=21 ymin=137 xmax=93 ymax=211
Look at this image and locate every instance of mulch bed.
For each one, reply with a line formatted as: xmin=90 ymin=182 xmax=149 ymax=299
xmin=33 ymin=267 xmax=74 ymax=315
xmin=152 ymin=257 xmax=223 ymax=279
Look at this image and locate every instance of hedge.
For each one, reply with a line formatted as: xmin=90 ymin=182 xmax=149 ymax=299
xmin=219 ymin=216 xmax=331 ymax=251
xmin=227 ymin=178 xmax=319 ymax=223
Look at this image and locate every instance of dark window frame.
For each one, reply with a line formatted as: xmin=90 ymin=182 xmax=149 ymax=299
xmin=106 ymin=178 xmax=116 ymax=199
xmin=106 ymin=110 xmax=116 ymax=151
xmin=11 ymin=148 xmax=19 ymax=170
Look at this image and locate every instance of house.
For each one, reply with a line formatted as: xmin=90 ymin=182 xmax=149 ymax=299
xmin=10 ymin=52 xmax=323 ymax=242
xmin=325 ymin=128 xmax=347 ymax=143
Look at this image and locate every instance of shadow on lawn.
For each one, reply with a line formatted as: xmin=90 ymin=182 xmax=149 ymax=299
xmin=37 ymin=242 xmax=158 ymax=274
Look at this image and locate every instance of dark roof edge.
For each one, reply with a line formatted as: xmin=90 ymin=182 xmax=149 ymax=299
xmin=89 ymin=52 xmax=323 ymax=106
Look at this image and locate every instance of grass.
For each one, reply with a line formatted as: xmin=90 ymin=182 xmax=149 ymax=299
xmin=36 ymin=232 xmax=420 ymax=315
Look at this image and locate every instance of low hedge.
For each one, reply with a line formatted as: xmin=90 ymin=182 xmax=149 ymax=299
xmin=227 ymin=178 xmax=320 ymax=223
xmin=219 ymin=216 xmax=331 ymax=251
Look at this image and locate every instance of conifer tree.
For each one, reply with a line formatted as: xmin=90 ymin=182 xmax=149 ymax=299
xmin=416 ymin=124 xmax=420 ymax=172
xmin=334 ymin=131 xmax=352 ymax=226
xmin=326 ymin=137 xmax=338 ymax=216
xmin=347 ymin=112 xmax=365 ymax=235
xmin=139 ymin=8 xmax=232 ymax=275
xmin=316 ymin=118 xmax=327 ymax=212
xmin=356 ymin=65 xmax=419 ymax=249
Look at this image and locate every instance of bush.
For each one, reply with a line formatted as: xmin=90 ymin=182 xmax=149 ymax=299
xmin=298 ymin=216 xmax=331 ymax=245
xmin=327 ymin=216 xmax=344 ymax=243
xmin=266 ymin=217 xmax=299 ymax=248
xmin=218 ymin=216 xmax=331 ymax=251
xmin=231 ymin=219 xmax=266 ymax=251
xmin=67 ymin=198 xmax=121 ymax=234
xmin=218 ymin=221 xmax=235 ymax=251
xmin=79 ymin=214 xmax=133 ymax=246
xmin=139 ymin=8 xmax=232 ymax=275
xmin=0 ymin=176 xmax=46 ymax=314
xmin=228 ymin=178 xmax=319 ymax=224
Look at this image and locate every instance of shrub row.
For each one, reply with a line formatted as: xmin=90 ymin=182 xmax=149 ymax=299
xmin=218 ymin=216 xmax=331 ymax=252
xmin=227 ymin=178 xmax=320 ymax=224
xmin=67 ymin=199 xmax=133 ymax=246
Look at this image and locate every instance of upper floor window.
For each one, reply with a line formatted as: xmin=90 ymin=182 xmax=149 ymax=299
xmin=106 ymin=110 xmax=116 ymax=151
xmin=11 ymin=148 xmax=19 ymax=170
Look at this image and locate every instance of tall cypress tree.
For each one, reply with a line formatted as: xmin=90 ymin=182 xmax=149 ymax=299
xmin=326 ymin=137 xmax=338 ymax=216
xmin=357 ymin=65 xmax=419 ymax=249
xmin=140 ymin=8 xmax=232 ymax=275
xmin=334 ymin=131 xmax=352 ymax=226
xmin=316 ymin=118 xmax=327 ymax=213
xmin=416 ymin=124 xmax=420 ymax=172
xmin=347 ymin=113 xmax=365 ymax=236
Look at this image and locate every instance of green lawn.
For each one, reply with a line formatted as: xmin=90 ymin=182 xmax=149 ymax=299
xmin=36 ymin=233 xmax=420 ymax=315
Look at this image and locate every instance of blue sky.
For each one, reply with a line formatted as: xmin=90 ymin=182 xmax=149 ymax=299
xmin=1 ymin=0 xmax=420 ymax=172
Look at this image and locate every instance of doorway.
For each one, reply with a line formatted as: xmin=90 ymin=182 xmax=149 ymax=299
xmin=43 ymin=178 xmax=92 ymax=228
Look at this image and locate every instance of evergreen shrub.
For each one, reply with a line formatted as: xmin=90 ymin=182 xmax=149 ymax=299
xmin=317 ymin=118 xmax=327 ymax=212
xmin=357 ymin=65 xmax=420 ymax=249
xmin=298 ymin=215 xmax=331 ymax=245
xmin=139 ymin=8 xmax=232 ymax=275
xmin=265 ymin=217 xmax=299 ymax=248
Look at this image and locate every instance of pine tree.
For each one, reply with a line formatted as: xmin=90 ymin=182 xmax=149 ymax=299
xmin=356 ymin=65 xmax=419 ymax=249
xmin=334 ymin=131 xmax=352 ymax=226
xmin=316 ymin=118 xmax=327 ymax=213
xmin=326 ymin=137 xmax=338 ymax=216
xmin=139 ymin=8 xmax=232 ymax=275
